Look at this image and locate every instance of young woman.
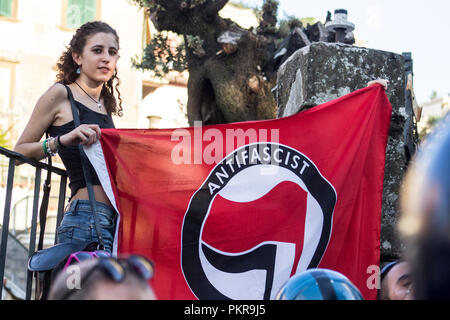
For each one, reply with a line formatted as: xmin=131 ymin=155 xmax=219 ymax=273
xmin=14 ymin=21 xmax=122 ymax=253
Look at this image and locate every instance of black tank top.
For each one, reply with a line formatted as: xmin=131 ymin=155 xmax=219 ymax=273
xmin=47 ymin=85 xmax=115 ymax=199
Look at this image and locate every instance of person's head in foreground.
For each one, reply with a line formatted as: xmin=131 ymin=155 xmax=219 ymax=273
xmin=379 ymin=260 xmax=414 ymax=300
xmin=399 ymin=114 xmax=450 ymax=299
xmin=48 ymin=253 xmax=156 ymax=300
xmin=275 ymin=268 xmax=363 ymax=300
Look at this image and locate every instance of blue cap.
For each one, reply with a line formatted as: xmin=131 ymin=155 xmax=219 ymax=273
xmin=276 ymin=269 xmax=364 ymax=300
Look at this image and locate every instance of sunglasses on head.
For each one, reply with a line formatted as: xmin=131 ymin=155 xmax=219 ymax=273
xmin=61 ymin=254 xmax=154 ymax=300
xmin=64 ymin=250 xmax=112 ymax=271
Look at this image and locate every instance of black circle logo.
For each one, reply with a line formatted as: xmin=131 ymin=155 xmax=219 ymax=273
xmin=181 ymin=143 xmax=337 ymax=300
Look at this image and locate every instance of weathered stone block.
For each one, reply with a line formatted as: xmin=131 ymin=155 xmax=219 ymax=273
xmin=276 ymin=42 xmax=407 ymax=261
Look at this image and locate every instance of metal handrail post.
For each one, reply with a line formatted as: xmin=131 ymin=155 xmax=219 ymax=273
xmin=0 ymin=158 xmax=16 ymax=299
xmin=25 ymin=167 xmax=42 ymax=300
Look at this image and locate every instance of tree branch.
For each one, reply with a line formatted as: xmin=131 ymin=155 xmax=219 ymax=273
xmin=150 ymin=0 xmax=221 ymax=34
xmin=204 ymin=0 xmax=229 ymax=16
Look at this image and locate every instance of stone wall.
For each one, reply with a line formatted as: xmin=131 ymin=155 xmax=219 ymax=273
xmin=276 ymin=42 xmax=408 ymax=261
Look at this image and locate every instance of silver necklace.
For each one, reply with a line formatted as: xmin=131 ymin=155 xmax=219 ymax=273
xmin=74 ymin=81 xmax=102 ymax=110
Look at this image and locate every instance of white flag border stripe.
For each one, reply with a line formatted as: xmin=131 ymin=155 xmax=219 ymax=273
xmin=84 ymin=141 xmax=120 ymax=256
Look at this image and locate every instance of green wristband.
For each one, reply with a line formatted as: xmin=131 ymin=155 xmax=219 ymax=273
xmin=43 ymin=139 xmax=48 ymax=156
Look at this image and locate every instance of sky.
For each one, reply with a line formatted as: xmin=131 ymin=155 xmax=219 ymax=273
xmin=240 ymin=0 xmax=450 ymax=104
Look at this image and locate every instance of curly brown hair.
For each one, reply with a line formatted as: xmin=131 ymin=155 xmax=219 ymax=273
xmin=56 ymin=21 xmax=123 ymax=117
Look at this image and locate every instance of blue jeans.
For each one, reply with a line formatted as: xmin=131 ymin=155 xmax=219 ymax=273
xmin=56 ymin=200 xmax=117 ymax=253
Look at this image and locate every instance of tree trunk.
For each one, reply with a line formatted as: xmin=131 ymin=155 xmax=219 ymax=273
xmin=148 ymin=0 xmax=277 ymax=125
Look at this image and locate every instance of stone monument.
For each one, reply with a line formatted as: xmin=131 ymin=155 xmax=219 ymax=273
xmin=276 ymin=40 xmax=410 ymax=263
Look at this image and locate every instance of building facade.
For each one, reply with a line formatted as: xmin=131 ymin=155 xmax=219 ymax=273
xmin=0 ymin=0 xmax=146 ymax=144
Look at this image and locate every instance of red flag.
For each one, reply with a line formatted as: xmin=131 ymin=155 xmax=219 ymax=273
xmin=93 ymin=84 xmax=391 ymax=300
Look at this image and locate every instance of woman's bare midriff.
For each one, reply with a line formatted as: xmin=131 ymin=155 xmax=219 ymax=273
xmin=70 ymin=185 xmax=113 ymax=208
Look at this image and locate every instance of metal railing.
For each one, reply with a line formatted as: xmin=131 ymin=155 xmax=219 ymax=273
xmin=0 ymin=146 xmax=67 ymax=300
xmin=10 ymin=195 xmax=61 ymax=238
